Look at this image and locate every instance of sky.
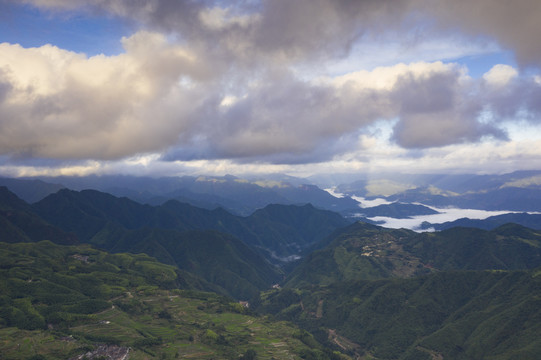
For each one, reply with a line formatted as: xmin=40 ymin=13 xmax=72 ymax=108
xmin=0 ymin=0 xmax=541 ymax=179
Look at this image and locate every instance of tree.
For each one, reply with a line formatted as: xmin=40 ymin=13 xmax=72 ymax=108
xmin=241 ymin=349 xmax=257 ymax=360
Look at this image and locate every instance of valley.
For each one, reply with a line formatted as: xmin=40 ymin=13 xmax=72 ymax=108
xmin=1 ymin=171 xmax=541 ymax=359
xmin=3 ymin=1 xmax=541 ymax=358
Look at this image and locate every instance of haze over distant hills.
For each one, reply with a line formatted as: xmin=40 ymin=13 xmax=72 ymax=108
xmin=334 ymin=170 xmax=541 ymax=212
xmin=2 ymin=170 xmax=540 ymax=232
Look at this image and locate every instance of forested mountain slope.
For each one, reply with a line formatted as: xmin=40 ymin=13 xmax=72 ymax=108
xmin=0 ymin=187 xmax=77 ymax=245
xmin=32 ymin=188 xmax=351 ymax=263
xmin=261 ymin=269 xmax=541 ymax=359
xmin=286 ymin=221 xmax=541 ymax=287
xmin=2 ymin=187 xmax=351 ymax=299
xmin=2 ymin=188 xmax=279 ymax=299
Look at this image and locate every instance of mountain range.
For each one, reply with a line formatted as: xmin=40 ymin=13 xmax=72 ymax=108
xmin=3 ymin=170 xmax=541 ymax=223
xmin=285 ymin=221 xmax=541 ymax=288
xmin=2 ymin=171 xmax=541 ymax=359
xmin=421 ymin=212 xmax=541 ymax=231
xmin=0 ymin=186 xmax=351 ymax=299
xmin=260 ymin=220 xmax=541 ymax=359
xmin=335 ymin=170 xmax=541 ymax=212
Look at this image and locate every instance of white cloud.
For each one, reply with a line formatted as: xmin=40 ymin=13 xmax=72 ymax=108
xmin=332 ymin=62 xmax=457 ymax=91
xmin=1 ymin=0 xmax=540 ymax=177
xmin=0 ymin=38 xmax=534 ymax=166
xmin=483 ymin=64 xmax=518 ymax=88
xmin=0 ymin=32 xmax=209 ymax=160
xmin=367 ymin=207 xmax=523 ymax=231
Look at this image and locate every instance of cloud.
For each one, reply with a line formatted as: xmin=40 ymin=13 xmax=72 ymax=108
xmin=162 ymin=62 xmax=515 ymax=162
xmin=18 ymin=0 xmax=416 ymax=66
xmin=480 ymin=65 xmax=541 ymax=121
xmin=421 ymin=0 xmax=541 ymax=67
xmin=335 ymin=62 xmax=509 ymax=149
xmin=19 ymin=0 xmax=541 ymax=69
xmin=0 ymin=35 xmax=532 ymax=164
xmin=388 ymin=64 xmax=507 ymax=148
xmin=483 ymin=64 xmax=518 ymax=88
xmin=0 ymin=74 xmax=11 ymax=103
xmin=1 ymin=0 xmax=540 ymax=170
xmin=162 ymin=69 xmax=377 ymax=163
xmin=0 ymin=32 xmax=208 ymax=160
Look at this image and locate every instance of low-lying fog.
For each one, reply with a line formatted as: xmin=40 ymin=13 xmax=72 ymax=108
xmin=326 ymin=188 xmax=523 ymax=232
xmin=361 ymin=206 xmax=517 ymax=232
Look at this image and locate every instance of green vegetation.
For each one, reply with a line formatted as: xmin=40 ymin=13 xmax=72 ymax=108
xmin=286 ymin=221 xmax=541 ymax=288
xmin=0 ymin=241 xmax=193 ymax=331
xmin=4 ymin=184 xmax=541 ymax=359
xmin=32 ymin=188 xmax=350 ymax=263
xmin=260 ymin=270 xmax=541 ymax=359
xmin=0 ymin=241 xmax=349 ymax=359
xmin=0 ymin=187 xmax=76 ymax=245
xmin=262 ymin=221 xmax=541 ymax=359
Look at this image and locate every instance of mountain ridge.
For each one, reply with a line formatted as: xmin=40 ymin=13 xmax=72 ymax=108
xmin=285 ymin=221 xmax=541 ymax=288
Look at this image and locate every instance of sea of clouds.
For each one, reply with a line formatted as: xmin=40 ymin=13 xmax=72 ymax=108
xmin=326 ymin=188 xmax=524 ymax=232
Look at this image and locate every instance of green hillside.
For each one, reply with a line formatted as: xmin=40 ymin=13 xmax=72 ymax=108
xmin=286 ymin=221 xmax=541 ymax=288
xmin=1 ymin=186 xmax=351 ymax=300
xmin=0 ymin=187 xmax=77 ymax=245
xmin=0 ymin=241 xmax=349 ymax=360
xmin=32 ymin=188 xmax=351 ymax=263
xmin=98 ymin=227 xmax=280 ymax=300
xmin=265 ymin=221 xmax=541 ymax=359
xmin=260 ymin=269 xmax=541 ymax=359
xmin=9 ymin=188 xmax=279 ymax=299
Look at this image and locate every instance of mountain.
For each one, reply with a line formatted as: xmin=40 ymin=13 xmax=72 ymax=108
xmin=388 ymin=186 xmax=541 ymax=212
xmin=335 ymin=171 xmax=541 ymax=196
xmin=28 ymin=188 xmax=353 ymax=297
xmin=31 ymin=189 xmax=280 ymax=299
xmin=421 ymin=212 xmax=541 ymax=231
xmin=268 ymin=220 xmax=541 ymax=358
xmin=243 ymin=203 xmax=352 ymax=261
xmin=3 ymin=174 xmax=541 ymax=358
xmin=0 ymin=177 xmax=65 ymax=203
xmin=0 ymin=241 xmax=345 ymax=360
xmin=0 ymin=187 xmax=77 ymax=245
xmin=22 ymin=174 xmax=360 ymax=215
xmin=260 ymin=269 xmax=541 ymax=359
xmin=334 ymin=171 xmax=541 ymax=212
xmin=285 ymin=221 xmax=541 ymax=288
xmin=0 ymin=188 xmax=276 ymax=299
xmin=96 ymin=227 xmax=279 ymax=300
xmin=32 ymin=188 xmax=351 ymax=264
